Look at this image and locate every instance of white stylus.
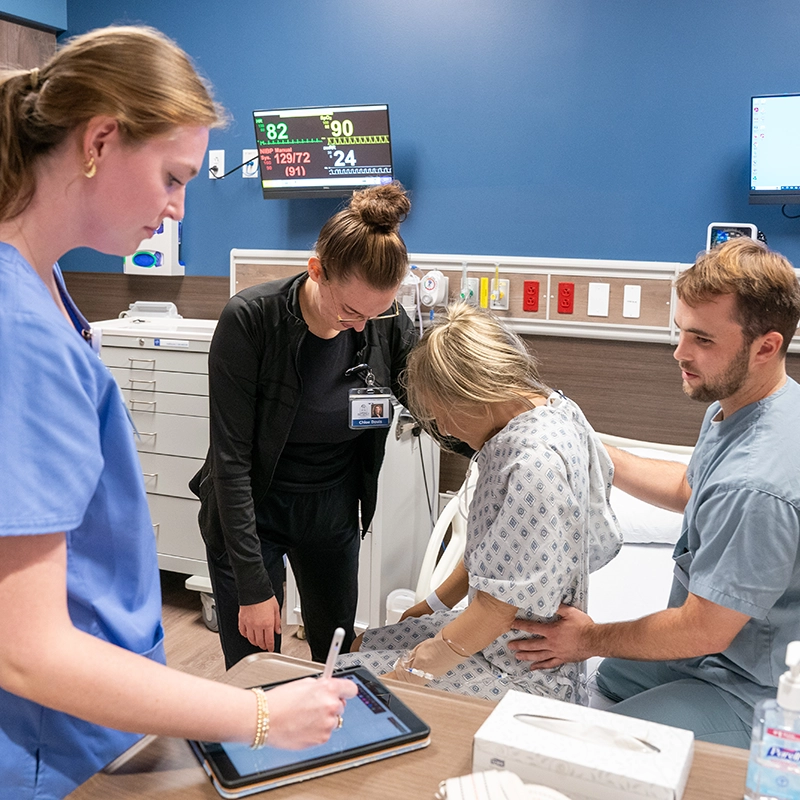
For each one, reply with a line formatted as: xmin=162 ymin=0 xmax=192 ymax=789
xmin=321 ymin=627 xmax=345 ymax=680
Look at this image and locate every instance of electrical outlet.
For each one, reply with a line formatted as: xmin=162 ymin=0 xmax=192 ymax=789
xmin=522 ymin=280 xmax=539 ymax=312
xmin=242 ymin=149 xmax=258 ymax=178
xmin=557 ymin=282 xmax=575 ymax=314
xmin=208 ymin=149 xmax=224 ymax=179
xmin=489 ymin=279 xmax=510 ymax=310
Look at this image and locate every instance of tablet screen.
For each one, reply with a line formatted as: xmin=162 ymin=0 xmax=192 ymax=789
xmin=192 ymin=666 xmax=430 ymax=792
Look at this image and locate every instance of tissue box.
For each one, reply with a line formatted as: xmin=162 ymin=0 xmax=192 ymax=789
xmin=473 ymin=692 xmax=694 ymax=800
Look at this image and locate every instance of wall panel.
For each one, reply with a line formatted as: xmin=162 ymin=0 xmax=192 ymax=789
xmin=0 ymin=16 xmax=55 ymax=68
xmin=64 ymin=270 xmax=800 ymax=493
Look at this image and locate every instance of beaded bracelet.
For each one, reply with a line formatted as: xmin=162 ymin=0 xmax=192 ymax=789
xmin=250 ymin=687 xmax=270 ymax=749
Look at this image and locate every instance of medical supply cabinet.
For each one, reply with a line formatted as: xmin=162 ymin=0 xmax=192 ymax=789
xmin=93 ymin=317 xmax=214 ymax=581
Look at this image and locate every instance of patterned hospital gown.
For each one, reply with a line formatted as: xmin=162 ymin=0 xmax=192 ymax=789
xmin=338 ymin=392 xmax=622 ymax=704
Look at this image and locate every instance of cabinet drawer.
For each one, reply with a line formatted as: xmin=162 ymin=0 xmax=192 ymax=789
xmin=110 ymin=366 xmax=208 ymax=396
xmin=132 ymin=411 xmax=208 ymax=459
xmin=122 ymin=388 xmax=208 ymax=418
xmin=139 ymin=452 xmax=204 ymax=499
xmin=149 ymin=494 xmax=206 ymax=563
xmin=101 ymin=345 xmax=209 ymax=374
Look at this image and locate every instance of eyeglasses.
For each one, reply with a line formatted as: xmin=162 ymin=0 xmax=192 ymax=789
xmin=323 ymin=274 xmax=400 ymax=323
xmin=336 ymin=298 xmax=400 ymax=323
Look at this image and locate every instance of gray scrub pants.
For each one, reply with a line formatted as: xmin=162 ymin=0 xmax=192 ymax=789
xmin=595 ymin=658 xmax=752 ymax=749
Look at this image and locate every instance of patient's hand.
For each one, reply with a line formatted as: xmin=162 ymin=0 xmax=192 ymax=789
xmin=399 ymin=600 xmax=434 ymax=621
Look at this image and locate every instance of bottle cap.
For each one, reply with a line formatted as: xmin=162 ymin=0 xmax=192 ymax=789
xmin=778 ymin=641 xmax=800 ymax=711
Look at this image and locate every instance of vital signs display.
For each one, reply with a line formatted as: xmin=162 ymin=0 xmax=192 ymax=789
xmin=253 ymin=104 xmax=394 ymax=199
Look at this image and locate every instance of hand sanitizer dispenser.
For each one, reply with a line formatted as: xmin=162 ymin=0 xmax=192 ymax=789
xmin=745 ymin=641 xmax=800 ymax=800
xmin=123 ymin=219 xmax=183 ymax=276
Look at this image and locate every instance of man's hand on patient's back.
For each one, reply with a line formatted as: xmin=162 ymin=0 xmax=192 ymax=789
xmin=507 ymin=605 xmax=594 ymax=668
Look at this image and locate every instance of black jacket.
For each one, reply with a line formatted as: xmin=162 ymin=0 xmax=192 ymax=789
xmin=189 ymin=272 xmax=418 ymax=605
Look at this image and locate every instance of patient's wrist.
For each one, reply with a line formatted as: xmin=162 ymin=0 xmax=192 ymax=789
xmin=425 ymin=590 xmax=451 ymax=612
xmin=392 ymin=630 xmax=466 ymax=684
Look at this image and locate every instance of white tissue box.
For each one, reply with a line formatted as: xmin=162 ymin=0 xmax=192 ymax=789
xmin=473 ymin=692 xmax=694 ymax=800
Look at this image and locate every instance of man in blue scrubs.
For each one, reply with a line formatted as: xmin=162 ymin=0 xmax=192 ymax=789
xmin=509 ymin=237 xmax=800 ymax=748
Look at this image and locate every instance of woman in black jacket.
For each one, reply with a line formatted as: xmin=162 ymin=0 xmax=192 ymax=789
xmin=191 ymin=182 xmax=417 ymax=667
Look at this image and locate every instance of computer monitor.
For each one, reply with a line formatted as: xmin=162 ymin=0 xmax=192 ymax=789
xmin=750 ymin=93 xmax=800 ymax=205
xmin=253 ymin=104 xmax=394 ymax=199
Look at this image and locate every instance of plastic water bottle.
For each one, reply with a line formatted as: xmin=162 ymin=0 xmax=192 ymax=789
xmin=745 ymin=641 xmax=800 ymax=799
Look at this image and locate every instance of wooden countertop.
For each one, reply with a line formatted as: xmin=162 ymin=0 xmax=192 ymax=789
xmin=69 ymin=654 xmax=748 ymax=799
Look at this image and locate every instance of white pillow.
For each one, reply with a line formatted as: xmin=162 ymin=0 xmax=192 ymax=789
xmin=610 ymin=446 xmax=691 ymax=545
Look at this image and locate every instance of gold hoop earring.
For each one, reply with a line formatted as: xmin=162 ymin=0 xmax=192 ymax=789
xmin=83 ymin=152 xmax=97 ymax=179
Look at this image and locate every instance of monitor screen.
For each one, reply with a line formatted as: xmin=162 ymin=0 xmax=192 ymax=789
xmin=253 ymin=104 xmax=394 ymax=199
xmin=750 ymin=94 xmax=800 ymax=204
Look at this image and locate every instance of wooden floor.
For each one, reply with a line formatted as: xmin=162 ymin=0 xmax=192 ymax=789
xmin=160 ymin=571 xmax=310 ymax=681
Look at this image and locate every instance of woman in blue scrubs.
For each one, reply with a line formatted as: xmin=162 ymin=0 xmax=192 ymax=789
xmin=0 ymin=25 xmax=355 ymax=799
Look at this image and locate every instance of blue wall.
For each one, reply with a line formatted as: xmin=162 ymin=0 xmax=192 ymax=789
xmin=60 ymin=1 xmax=800 ymax=276
xmin=0 ymin=0 xmax=66 ymax=30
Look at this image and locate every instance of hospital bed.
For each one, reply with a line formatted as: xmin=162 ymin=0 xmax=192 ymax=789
xmin=588 ymin=433 xmax=692 ymax=625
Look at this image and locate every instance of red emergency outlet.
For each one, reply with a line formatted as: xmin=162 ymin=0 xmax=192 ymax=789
xmin=522 ymin=280 xmax=539 ymax=312
xmin=557 ymin=282 xmax=575 ymax=314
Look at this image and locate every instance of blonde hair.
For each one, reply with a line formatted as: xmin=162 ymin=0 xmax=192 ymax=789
xmin=0 ymin=25 xmax=225 ymax=222
xmin=315 ymin=181 xmax=410 ymax=290
xmin=676 ymin=238 xmax=800 ymax=354
xmin=404 ymin=303 xmax=549 ymax=439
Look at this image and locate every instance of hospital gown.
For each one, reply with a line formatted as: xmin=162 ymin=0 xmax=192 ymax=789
xmin=339 ymin=392 xmax=621 ymax=703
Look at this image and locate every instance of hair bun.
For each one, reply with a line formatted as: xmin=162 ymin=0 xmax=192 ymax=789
xmin=349 ymin=180 xmax=410 ymax=231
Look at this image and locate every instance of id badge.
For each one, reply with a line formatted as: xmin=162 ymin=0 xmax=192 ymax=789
xmin=349 ymin=388 xmax=393 ymax=429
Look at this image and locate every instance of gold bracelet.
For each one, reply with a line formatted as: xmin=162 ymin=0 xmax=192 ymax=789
xmin=250 ymin=687 xmax=270 ymax=749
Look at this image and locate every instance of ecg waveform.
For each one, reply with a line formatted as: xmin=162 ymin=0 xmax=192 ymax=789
xmin=326 ymin=135 xmax=390 ymax=145
xmin=257 ymin=138 xmax=323 ymax=146
xmin=328 ymin=166 xmax=392 ymax=175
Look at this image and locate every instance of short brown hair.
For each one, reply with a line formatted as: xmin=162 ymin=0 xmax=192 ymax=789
xmin=315 ymin=181 xmax=410 ymax=291
xmin=676 ymin=238 xmax=800 ymax=354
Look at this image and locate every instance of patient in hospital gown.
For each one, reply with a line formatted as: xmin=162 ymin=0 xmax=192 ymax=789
xmin=338 ymin=304 xmax=621 ymax=703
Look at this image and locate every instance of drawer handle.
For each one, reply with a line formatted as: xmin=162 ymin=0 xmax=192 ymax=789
xmin=130 ymin=400 xmax=157 ymax=410
xmin=152 ymin=522 xmax=160 ymax=537
xmin=129 ymin=379 xmax=156 ymax=388
xmin=138 ymin=431 xmax=157 ymax=438
xmin=128 ymin=357 xmax=156 ymax=365
xmin=142 ymin=472 xmax=158 ymax=479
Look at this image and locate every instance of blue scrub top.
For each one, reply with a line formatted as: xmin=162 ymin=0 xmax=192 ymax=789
xmin=0 ymin=243 xmax=165 ymax=798
xmin=669 ymin=378 xmax=800 ymax=724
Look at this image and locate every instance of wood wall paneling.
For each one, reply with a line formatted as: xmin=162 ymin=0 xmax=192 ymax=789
xmin=234 ymin=262 xmax=303 ymax=293
xmin=0 ymin=17 xmax=55 ymax=69
xmin=62 ymin=272 xmax=800 ymax=492
xmin=63 ymin=272 xmax=230 ymax=322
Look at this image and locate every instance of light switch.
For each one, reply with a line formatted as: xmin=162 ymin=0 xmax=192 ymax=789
xmin=623 ymin=284 xmax=642 ymax=318
xmin=587 ymin=282 xmax=610 ymax=317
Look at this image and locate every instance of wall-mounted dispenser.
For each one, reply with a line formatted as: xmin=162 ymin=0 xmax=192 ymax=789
xmin=124 ymin=219 xmax=183 ymax=276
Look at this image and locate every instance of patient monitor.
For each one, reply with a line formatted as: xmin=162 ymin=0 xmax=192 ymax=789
xmin=706 ymin=222 xmax=759 ymax=252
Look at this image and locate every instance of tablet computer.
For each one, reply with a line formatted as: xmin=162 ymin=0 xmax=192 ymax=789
xmin=190 ymin=666 xmax=431 ymax=798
